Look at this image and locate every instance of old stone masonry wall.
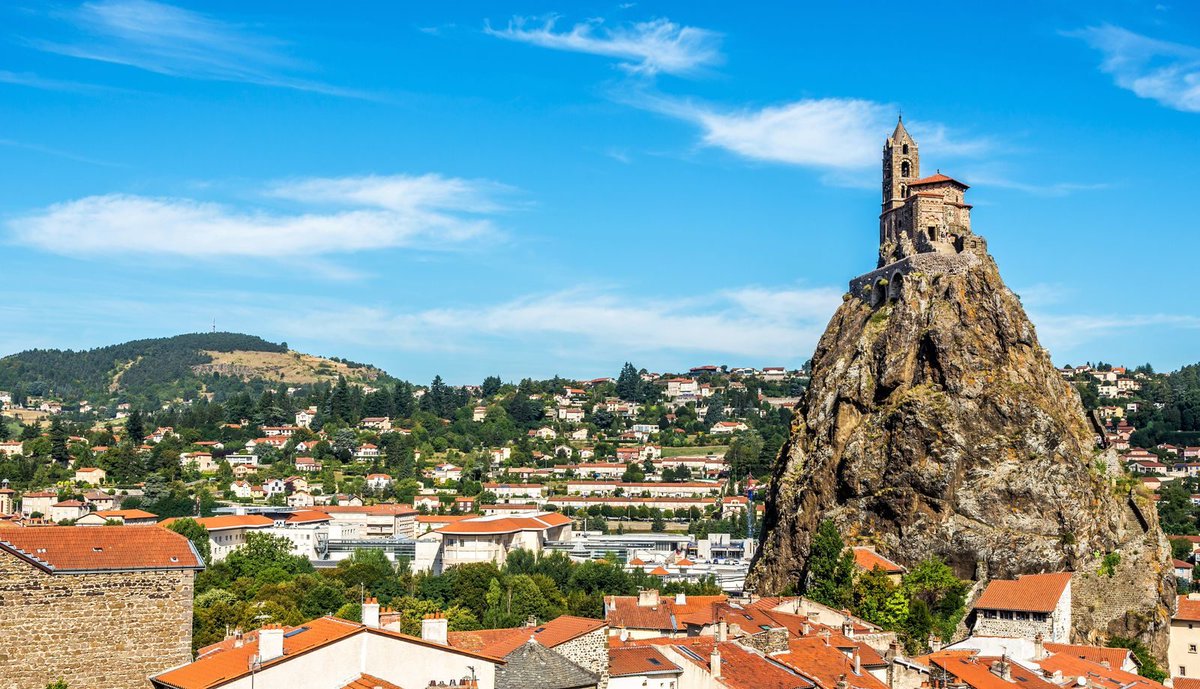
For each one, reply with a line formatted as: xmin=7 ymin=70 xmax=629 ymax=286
xmin=0 ymin=551 xmax=195 ymax=689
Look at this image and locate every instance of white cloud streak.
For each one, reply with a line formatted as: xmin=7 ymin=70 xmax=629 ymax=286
xmin=31 ymin=0 xmax=366 ymax=97
xmin=627 ymin=91 xmax=990 ymax=175
xmin=1069 ymin=24 xmax=1200 ymax=113
xmin=7 ymin=174 xmax=508 ymax=259
xmin=485 ymin=15 xmax=722 ymax=76
xmin=257 ymin=285 xmax=843 ymax=360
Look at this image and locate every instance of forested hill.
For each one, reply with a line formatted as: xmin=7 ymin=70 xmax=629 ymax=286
xmin=0 ymin=332 xmax=386 ymax=408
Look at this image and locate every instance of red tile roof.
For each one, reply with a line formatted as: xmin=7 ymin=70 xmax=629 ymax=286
xmin=605 ymin=594 xmax=727 ymax=631
xmin=0 ymin=525 xmax=203 ymax=572
xmin=773 ymin=637 xmax=890 ymax=689
xmin=609 ymin=646 xmax=682 ymax=677
xmin=340 ymin=674 xmax=404 ymax=689
xmin=316 ymin=504 xmax=417 ymax=516
xmin=94 ymin=509 xmax=159 ymax=521
xmin=435 ymin=512 xmax=571 ymax=535
xmin=448 ymin=616 xmax=605 ymax=657
xmin=156 ymin=616 xmax=503 ymax=689
xmin=852 ymin=547 xmax=905 ymax=574
xmin=1036 ymin=652 xmax=1165 ymax=689
xmin=1042 ymin=643 xmax=1131 ymax=670
xmin=922 ymin=653 xmax=1057 ymax=689
xmin=1176 ymin=594 xmax=1200 ymax=622
xmin=973 ymin=572 xmax=1072 ymax=613
xmin=614 ymin=637 xmax=814 ymax=689
xmin=285 ymin=510 xmax=331 ymax=524
xmin=909 ymin=173 xmax=969 ymax=188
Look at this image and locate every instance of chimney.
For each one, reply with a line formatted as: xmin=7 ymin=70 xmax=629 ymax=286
xmin=1100 ymin=661 xmax=1110 ymax=669
xmin=362 ymin=597 xmax=380 ymax=629
xmin=638 ymin=589 xmax=660 ymax=608
xmin=422 ymin=613 xmax=448 ymax=645
xmin=232 ymin=629 xmax=244 ymax=649
xmin=1033 ymin=633 xmax=1045 ymax=660
xmin=526 ymin=614 xmax=538 ymax=628
xmin=717 ymin=620 xmax=728 ymax=642
xmin=990 ymin=660 xmax=1012 ymax=682
xmin=855 ymin=649 xmax=862 ymax=675
xmin=258 ymin=625 xmax=285 ymax=662
xmin=929 ymin=635 xmax=943 ymax=653
xmin=802 ymin=620 xmax=812 ymax=636
xmin=710 ymin=648 xmax=722 ymax=679
xmin=675 ymin=592 xmax=687 ymax=605
xmin=820 ymin=628 xmax=832 ymax=645
xmin=842 ymin=618 xmax=855 ymax=638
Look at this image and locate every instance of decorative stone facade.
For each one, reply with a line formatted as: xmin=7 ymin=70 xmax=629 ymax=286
xmin=0 ymin=549 xmax=196 ymax=689
xmin=972 ymin=579 xmax=1072 ymax=643
xmin=555 ymin=626 xmax=610 ymax=676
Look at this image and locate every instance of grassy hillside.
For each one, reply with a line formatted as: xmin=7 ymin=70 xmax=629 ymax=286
xmin=0 ymin=332 xmax=386 ymax=408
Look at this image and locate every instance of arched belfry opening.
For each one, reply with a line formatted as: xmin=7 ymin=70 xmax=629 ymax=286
xmin=889 ymin=272 xmax=904 ymax=302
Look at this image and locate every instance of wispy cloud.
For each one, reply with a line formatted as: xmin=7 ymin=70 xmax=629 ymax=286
xmin=254 ymin=284 xmax=843 ymax=360
xmin=1068 ymin=24 xmax=1200 ymax=113
xmin=7 ymin=174 xmax=510 ymax=259
xmin=30 ymin=0 xmax=366 ymax=97
xmin=485 ymin=15 xmax=723 ymax=77
xmin=625 ymin=91 xmax=990 ymax=180
xmin=1031 ymin=311 xmax=1200 ymax=352
xmin=0 ymin=69 xmax=122 ymax=94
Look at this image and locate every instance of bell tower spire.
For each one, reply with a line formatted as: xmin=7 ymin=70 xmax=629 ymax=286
xmin=882 ymin=116 xmax=919 ymax=212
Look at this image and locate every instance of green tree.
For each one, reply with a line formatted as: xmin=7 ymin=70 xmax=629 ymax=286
xmin=616 ymin=363 xmax=642 ymax=402
xmin=125 ymin=410 xmax=146 ymax=445
xmin=225 ymin=532 xmax=313 ymax=580
xmin=481 ymin=376 xmax=502 ymax=399
xmin=805 ymin=520 xmax=854 ymax=608
xmin=48 ymin=417 xmax=70 ymax=465
xmin=1109 ymin=637 xmax=1167 ymax=682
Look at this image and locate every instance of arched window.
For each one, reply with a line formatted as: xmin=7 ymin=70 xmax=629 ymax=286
xmin=901 ymin=161 xmax=910 ymax=177
xmin=900 ymin=184 xmax=907 ymax=198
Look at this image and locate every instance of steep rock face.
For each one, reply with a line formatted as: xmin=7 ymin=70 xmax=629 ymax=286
xmin=748 ymin=251 xmax=1174 ymax=654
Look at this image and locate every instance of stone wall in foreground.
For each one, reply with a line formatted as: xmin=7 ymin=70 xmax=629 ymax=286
xmin=0 ymin=550 xmax=195 ymax=689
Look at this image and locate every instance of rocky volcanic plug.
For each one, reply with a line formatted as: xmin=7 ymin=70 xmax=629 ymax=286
xmin=748 ymin=120 xmax=1174 ymax=654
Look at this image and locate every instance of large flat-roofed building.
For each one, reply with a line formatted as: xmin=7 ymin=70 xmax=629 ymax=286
xmin=415 ymin=512 xmax=572 ymax=573
xmin=0 ymin=526 xmax=203 ymax=689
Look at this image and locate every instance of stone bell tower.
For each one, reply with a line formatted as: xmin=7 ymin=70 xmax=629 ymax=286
xmin=882 ymin=116 xmax=919 ymax=214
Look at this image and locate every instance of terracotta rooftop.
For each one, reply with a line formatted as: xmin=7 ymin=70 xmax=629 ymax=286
xmin=317 ymin=504 xmax=417 ymax=516
xmin=155 ymin=616 xmax=503 ymax=689
xmin=909 ymin=172 xmax=969 ymax=188
xmin=774 ymin=636 xmax=890 ymax=689
xmin=0 ymin=525 xmax=203 ymax=573
xmin=1176 ymin=594 xmax=1200 ymax=622
xmin=448 ymin=616 xmax=605 ymax=658
xmin=1036 ymin=652 xmax=1164 ymax=689
xmin=922 ymin=652 xmax=1058 ymax=689
xmin=93 ymin=509 xmax=159 ymax=520
xmin=1041 ymin=643 xmax=1131 ymax=670
xmin=973 ymin=572 xmax=1072 ymax=613
xmin=284 ymin=510 xmax=331 ymax=524
xmin=609 ymin=646 xmax=682 ymax=677
xmin=435 ymin=512 xmax=571 ymax=535
xmin=614 ymin=637 xmax=814 ymax=689
xmin=852 ymin=547 xmax=905 ymax=574
xmin=604 ymin=594 xmax=726 ymax=631
xmin=340 ymin=674 xmax=404 ymax=689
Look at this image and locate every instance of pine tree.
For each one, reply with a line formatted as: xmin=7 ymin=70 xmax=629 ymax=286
xmin=616 ymin=363 xmax=641 ymax=401
xmin=48 ymin=417 xmax=70 ymax=465
xmin=125 ymin=410 xmax=146 ymax=445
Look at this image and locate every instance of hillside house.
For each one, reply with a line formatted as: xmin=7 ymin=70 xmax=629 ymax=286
xmin=971 ymin=572 xmax=1072 ymax=643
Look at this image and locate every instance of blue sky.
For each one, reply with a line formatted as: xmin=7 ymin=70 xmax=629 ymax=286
xmin=1 ymin=1 xmax=1198 ymax=383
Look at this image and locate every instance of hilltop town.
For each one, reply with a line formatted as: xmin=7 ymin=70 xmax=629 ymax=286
xmin=3 ymin=128 xmax=1199 ymax=689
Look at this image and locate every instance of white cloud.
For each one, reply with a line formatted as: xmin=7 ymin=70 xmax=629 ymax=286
xmin=256 ymin=285 xmax=843 ymax=360
xmin=32 ymin=0 xmax=366 ymax=97
xmin=485 ymin=15 xmax=722 ymax=76
xmin=7 ymin=174 xmax=507 ymax=259
xmin=1069 ymin=24 xmax=1200 ymax=113
xmin=1031 ymin=311 xmax=1200 ymax=352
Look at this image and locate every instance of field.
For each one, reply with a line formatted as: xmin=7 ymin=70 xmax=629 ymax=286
xmin=194 ymin=350 xmax=383 ymax=385
xmin=661 ymin=445 xmax=727 ymax=458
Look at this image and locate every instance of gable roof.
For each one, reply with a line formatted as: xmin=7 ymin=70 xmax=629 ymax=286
xmin=773 ymin=637 xmax=890 ymax=689
xmin=852 ymin=547 xmax=905 ymax=574
xmin=922 ymin=652 xmax=1058 ymax=689
xmin=909 ymin=173 xmax=969 ymax=189
xmin=436 ymin=512 xmax=571 ymax=535
xmin=609 ymin=646 xmax=681 ymax=677
xmin=1176 ymin=594 xmax=1200 ymax=622
xmin=973 ymin=573 xmax=1072 ymax=613
xmin=617 ymin=637 xmax=814 ymax=689
xmin=495 ymin=640 xmax=597 ymax=689
xmin=448 ymin=616 xmax=605 ymax=658
xmin=1035 ymin=652 xmax=1165 ymax=689
xmin=0 ymin=525 xmax=203 ymax=573
xmin=1042 ymin=643 xmax=1132 ymax=670
xmin=154 ymin=616 xmax=504 ymax=689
